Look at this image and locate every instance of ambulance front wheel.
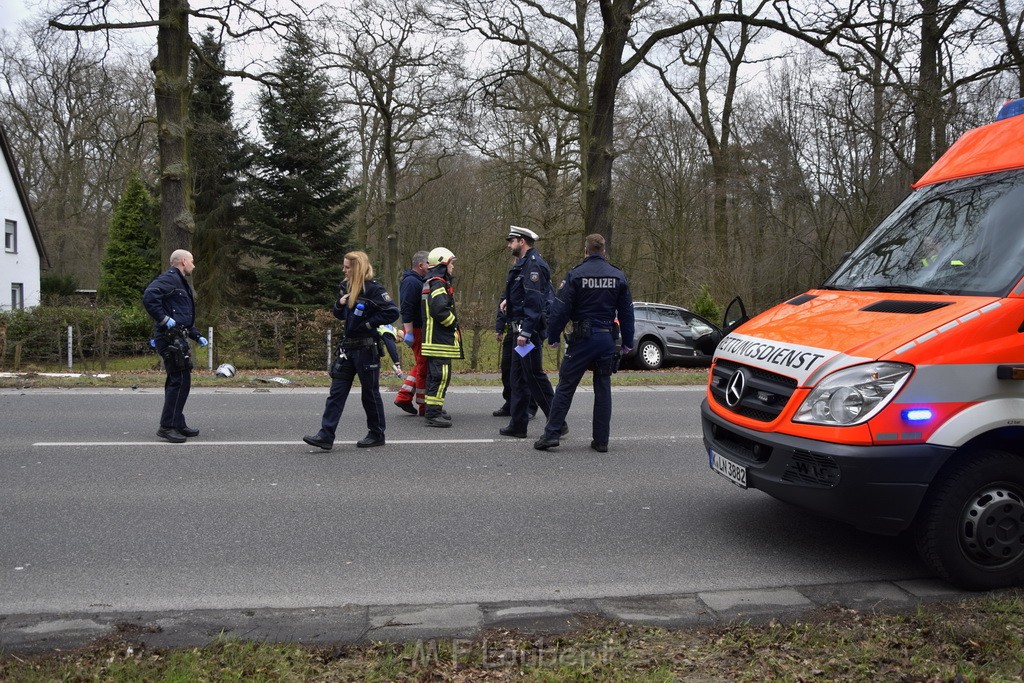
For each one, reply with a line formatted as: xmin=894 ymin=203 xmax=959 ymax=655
xmin=914 ymin=449 xmax=1024 ymax=590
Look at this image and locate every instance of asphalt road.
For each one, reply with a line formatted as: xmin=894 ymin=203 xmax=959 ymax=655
xmin=0 ymin=385 xmax=928 ymax=616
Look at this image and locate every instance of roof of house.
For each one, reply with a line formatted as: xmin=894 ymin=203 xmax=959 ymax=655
xmin=0 ymin=123 xmax=50 ymax=269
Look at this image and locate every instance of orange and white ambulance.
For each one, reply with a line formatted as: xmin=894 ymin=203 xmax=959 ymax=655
xmin=702 ymin=97 xmax=1024 ymax=590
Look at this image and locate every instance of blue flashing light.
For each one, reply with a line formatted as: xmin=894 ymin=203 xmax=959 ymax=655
xmin=996 ymin=98 xmax=1024 ymax=121
xmin=902 ymin=408 xmax=933 ymax=422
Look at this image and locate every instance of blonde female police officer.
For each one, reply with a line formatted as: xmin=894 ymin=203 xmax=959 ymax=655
xmin=303 ymin=251 xmax=399 ymax=450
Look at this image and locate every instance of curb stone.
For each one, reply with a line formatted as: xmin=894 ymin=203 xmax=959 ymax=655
xmin=0 ymin=578 xmax=969 ymax=653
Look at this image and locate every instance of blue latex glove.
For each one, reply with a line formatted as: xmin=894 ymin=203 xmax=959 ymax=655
xmin=165 ymin=317 xmax=177 ymax=328
xmin=198 ymin=337 xmax=209 ymax=348
xmin=404 ymin=332 xmax=415 ymax=345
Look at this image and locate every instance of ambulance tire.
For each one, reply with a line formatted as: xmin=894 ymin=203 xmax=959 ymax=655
xmin=635 ymin=340 xmax=663 ymax=370
xmin=914 ymin=449 xmax=1024 ymax=590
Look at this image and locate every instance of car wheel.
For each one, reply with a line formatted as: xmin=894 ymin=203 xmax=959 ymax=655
xmin=914 ymin=449 xmax=1024 ymax=590
xmin=635 ymin=340 xmax=663 ymax=370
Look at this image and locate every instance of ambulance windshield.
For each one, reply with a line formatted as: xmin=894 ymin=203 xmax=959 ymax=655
xmin=826 ymin=170 xmax=1024 ymax=297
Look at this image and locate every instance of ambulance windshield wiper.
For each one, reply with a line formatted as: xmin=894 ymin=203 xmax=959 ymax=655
xmin=853 ymin=284 xmax=951 ymax=295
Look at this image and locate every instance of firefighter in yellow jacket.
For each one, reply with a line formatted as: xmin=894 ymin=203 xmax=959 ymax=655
xmin=420 ymin=247 xmax=463 ymax=427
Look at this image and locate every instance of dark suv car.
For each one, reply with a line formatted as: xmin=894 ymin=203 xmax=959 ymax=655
xmin=623 ymin=302 xmax=723 ymax=369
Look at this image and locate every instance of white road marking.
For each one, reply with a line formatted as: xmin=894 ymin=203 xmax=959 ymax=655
xmin=32 ymin=439 xmax=501 ymax=447
xmin=32 ymin=435 xmax=703 ymax=447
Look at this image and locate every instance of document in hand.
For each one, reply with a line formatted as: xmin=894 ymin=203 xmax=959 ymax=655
xmin=514 ymin=342 xmax=535 ymax=357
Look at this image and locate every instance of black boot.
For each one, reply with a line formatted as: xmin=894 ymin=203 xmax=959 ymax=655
xmin=425 ymin=407 xmax=452 ymax=428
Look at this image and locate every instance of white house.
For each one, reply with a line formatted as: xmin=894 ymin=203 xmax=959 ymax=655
xmin=0 ymin=124 xmax=49 ymax=310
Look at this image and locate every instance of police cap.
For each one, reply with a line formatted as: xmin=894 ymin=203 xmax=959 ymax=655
xmin=507 ymin=225 xmax=539 ymax=242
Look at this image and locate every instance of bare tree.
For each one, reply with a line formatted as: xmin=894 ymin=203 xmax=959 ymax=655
xmin=327 ymin=0 xmax=467 ymax=288
xmin=642 ymin=3 xmax=768 ymax=265
xmin=464 ymin=70 xmax=581 ymax=248
xmin=0 ymin=28 xmax=156 ymax=287
xmin=436 ymin=0 xmax=857 ymax=248
xmin=48 ymin=0 xmax=303 ymax=263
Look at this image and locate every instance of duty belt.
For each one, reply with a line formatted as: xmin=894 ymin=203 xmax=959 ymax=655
xmin=340 ymin=337 xmax=376 ymax=349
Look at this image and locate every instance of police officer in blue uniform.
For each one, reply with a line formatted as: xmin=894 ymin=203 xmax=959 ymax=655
xmin=498 ymin=225 xmax=566 ymax=438
xmin=143 ymin=249 xmax=208 ymax=443
xmin=303 ymin=251 xmax=400 ymax=451
xmin=534 ymin=234 xmax=635 ymax=453
xmin=493 ymin=293 xmax=537 ymax=418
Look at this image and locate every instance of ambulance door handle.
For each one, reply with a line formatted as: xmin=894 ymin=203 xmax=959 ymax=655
xmin=996 ymin=365 xmax=1024 ymax=380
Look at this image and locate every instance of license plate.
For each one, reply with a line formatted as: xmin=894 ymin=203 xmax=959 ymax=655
xmin=710 ymin=449 xmax=747 ymax=488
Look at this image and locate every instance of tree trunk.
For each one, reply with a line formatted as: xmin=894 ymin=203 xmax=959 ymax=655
xmin=383 ymin=109 xmax=399 ymax=289
xmin=152 ymin=0 xmax=195 ymax=262
xmin=912 ymin=0 xmax=941 ymax=179
xmin=584 ymin=0 xmax=634 ymax=250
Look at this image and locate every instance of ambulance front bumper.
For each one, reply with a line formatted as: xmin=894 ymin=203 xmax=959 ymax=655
xmin=700 ymin=400 xmax=955 ymax=535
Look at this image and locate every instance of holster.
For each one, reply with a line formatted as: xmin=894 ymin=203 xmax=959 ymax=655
xmin=160 ymin=332 xmax=192 ymax=372
xmin=566 ymin=320 xmax=592 ymax=344
xmin=329 ymin=348 xmax=347 ymax=379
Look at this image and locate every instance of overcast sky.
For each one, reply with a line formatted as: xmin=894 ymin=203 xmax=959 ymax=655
xmin=1 ymin=0 xmax=33 ymax=29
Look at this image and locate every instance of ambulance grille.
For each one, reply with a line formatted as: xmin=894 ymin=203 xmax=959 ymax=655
xmin=710 ymin=360 xmax=798 ymax=422
xmin=709 ymin=424 xmax=772 ymax=464
xmin=860 ymin=300 xmax=952 ymax=314
xmin=782 ymin=450 xmax=840 ymax=487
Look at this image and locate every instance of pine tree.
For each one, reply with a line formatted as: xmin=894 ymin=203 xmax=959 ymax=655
xmin=190 ymin=28 xmax=248 ymax=321
xmin=241 ymin=26 xmax=358 ymax=307
xmin=97 ymin=174 xmax=160 ymax=307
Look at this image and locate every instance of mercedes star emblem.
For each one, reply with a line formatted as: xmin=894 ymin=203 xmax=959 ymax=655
xmin=725 ymin=369 xmax=746 ymax=408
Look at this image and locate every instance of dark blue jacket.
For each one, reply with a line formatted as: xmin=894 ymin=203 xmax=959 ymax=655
xmin=547 ymin=254 xmax=635 ymax=348
xmin=333 ymin=279 xmax=400 ymax=339
xmin=143 ymin=267 xmax=201 ymax=340
xmin=495 ymin=305 xmax=509 ymax=334
xmin=502 ymin=247 xmax=551 ymax=338
xmin=398 ymin=268 xmax=425 ymax=329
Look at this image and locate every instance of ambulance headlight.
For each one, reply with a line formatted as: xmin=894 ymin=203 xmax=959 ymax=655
xmin=794 ymin=362 xmax=912 ymax=426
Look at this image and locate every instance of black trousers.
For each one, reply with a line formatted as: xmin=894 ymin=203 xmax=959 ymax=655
xmin=156 ymin=336 xmax=192 ymax=429
xmin=425 ymin=356 xmax=452 ymax=411
xmin=500 ymin=331 xmax=537 ymax=413
xmin=317 ymin=346 xmax=386 ymax=442
xmin=508 ymin=331 xmax=554 ymax=431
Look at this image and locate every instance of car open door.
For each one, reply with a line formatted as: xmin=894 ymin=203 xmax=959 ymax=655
xmin=722 ymin=297 xmax=749 ymax=334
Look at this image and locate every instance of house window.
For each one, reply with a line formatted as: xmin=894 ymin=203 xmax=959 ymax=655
xmin=11 ymin=283 xmax=24 ymax=309
xmin=4 ymin=220 xmax=15 ymax=253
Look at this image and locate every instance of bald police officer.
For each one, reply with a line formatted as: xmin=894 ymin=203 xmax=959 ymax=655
xmin=498 ymin=226 xmax=566 ymax=439
xmin=534 ymin=234 xmax=634 ymax=453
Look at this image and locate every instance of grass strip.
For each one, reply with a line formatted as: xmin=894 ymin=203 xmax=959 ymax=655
xmin=3 ymin=592 xmax=1023 ymax=681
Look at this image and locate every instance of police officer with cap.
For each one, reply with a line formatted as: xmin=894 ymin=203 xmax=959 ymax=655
xmin=499 ymin=225 xmax=565 ymax=438
xmin=533 ymin=234 xmax=634 ymax=453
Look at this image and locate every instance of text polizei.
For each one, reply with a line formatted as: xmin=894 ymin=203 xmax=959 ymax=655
xmin=580 ymin=277 xmax=618 ymax=288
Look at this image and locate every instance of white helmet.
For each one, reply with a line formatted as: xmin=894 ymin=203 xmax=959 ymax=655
xmin=427 ymin=247 xmax=455 ymax=267
xmin=215 ymin=363 xmax=236 ymax=378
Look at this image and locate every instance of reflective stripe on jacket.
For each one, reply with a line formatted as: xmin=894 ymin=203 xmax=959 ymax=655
xmin=420 ymin=267 xmax=463 ymax=358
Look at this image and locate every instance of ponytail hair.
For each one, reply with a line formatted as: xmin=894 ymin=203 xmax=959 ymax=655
xmin=343 ymin=251 xmax=374 ymax=308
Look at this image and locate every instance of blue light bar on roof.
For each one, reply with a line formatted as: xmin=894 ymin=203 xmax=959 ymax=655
xmin=996 ymin=98 xmax=1024 ymax=121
